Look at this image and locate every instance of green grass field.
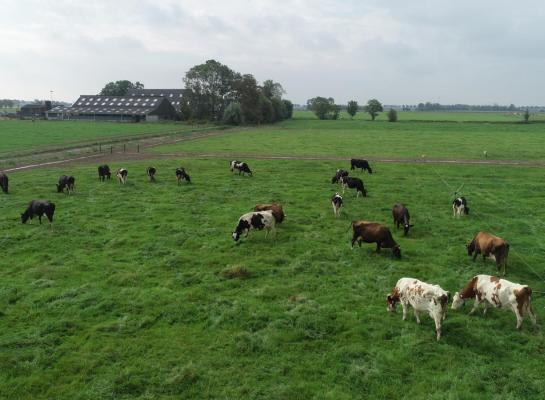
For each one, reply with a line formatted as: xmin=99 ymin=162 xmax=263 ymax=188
xmin=1 ymin=156 xmax=544 ymax=399
xmin=0 ymin=120 xmax=200 ymax=155
xmin=153 ymin=116 xmax=545 ymax=161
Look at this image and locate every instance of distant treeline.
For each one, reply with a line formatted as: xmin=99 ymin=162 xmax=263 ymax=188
xmin=413 ymin=102 xmax=544 ymax=112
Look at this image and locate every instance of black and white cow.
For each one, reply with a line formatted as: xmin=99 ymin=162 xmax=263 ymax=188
xmin=340 ymin=176 xmax=367 ymax=197
xmin=21 ymin=200 xmax=56 ymax=224
xmin=230 ymin=160 xmax=253 ymax=177
xmin=232 ymin=210 xmax=275 ymax=241
xmin=0 ymin=173 xmax=8 ymax=194
xmin=331 ymin=169 xmax=349 ymax=184
xmin=98 ymin=165 xmax=111 ymax=181
xmin=331 ymin=193 xmax=343 ymax=217
xmin=350 ymin=159 xmax=373 ymax=174
xmin=117 ymin=168 xmax=128 ymax=184
xmin=452 ymin=197 xmax=469 ymax=217
xmin=176 ymin=167 xmax=191 ymax=184
xmin=57 ymin=175 xmax=75 ymax=195
xmin=147 ymin=167 xmax=157 ymax=182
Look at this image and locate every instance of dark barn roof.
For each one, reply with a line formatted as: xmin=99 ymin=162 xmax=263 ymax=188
xmin=67 ymin=95 xmax=177 ymax=117
xmin=126 ymin=89 xmax=188 ymax=110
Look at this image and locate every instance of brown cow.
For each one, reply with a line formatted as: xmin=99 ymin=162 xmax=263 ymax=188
xmin=254 ymin=204 xmax=284 ymax=224
xmin=392 ymin=203 xmax=413 ymax=236
xmin=467 ymin=231 xmax=509 ymax=275
xmin=351 ymin=221 xmax=401 ymax=258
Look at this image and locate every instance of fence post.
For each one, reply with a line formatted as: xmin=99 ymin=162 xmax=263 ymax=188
xmin=110 ymin=146 xmax=113 ymax=154
xmin=137 ymin=144 xmax=140 ymax=153
xmin=123 ymin=144 xmax=126 ymax=153
xmin=99 ymin=143 xmax=101 ymax=153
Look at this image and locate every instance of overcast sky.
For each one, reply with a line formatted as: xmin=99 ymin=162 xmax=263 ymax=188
xmin=1 ymin=0 xmax=544 ymax=105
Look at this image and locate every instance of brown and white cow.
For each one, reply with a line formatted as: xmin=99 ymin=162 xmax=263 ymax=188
xmin=253 ymin=204 xmax=284 ymax=223
xmin=467 ymin=231 xmax=509 ymax=275
xmin=351 ymin=221 xmax=401 ymax=258
xmin=387 ymin=277 xmax=449 ymax=341
xmin=452 ymin=275 xmax=536 ymax=329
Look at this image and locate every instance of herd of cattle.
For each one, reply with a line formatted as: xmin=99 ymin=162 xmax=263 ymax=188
xmin=0 ymin=157 xmax=538 ymax=341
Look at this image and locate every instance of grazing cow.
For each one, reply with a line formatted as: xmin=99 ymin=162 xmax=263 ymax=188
xmin=467 ymin=231 xmax=510 ymax=275
xmin=392 ymin=203 xmax=413 ymax=236
xmin=331 ymin=193 xmax=343 ymax=217
xmin=452 ymin=275 xmax=536 ymax=329
xmin=340 ymin=176 xmax=367 ymax=197
xmin=351 ymin=221 xmax=401 ymax=258
xmin=117 ymin=168 xmax=128 ymax=184
xmin=175 ymin=167 xmax=191 ymax=184
xmin=147 ymin=166 xmax=157 ymax=182
xmin=98 ymin=165 xmax=111 ymax=181
xmin=331 ymin=169 xmax=349 ymax=184
xmin=254 ymin=203 xmax=284 ymax=223
xmin=57 ymin=175 xmax=75 ymax=195
xmin=21 ymin=200 xmax=56 ymax=225
xmin=230 ymin=160 xmax=253 ymax=177
xmin=387 ymin=278 xmax=449 ymax=341
xmin=232 ymin=210 xmax=275 ymax=241
xmin=0 ymin=173 xmax=8 ymax=194
xmin=452 ymin=196 xmax=469 ymax=217
xmin=350 ymin=159 xmax=373 ymax=174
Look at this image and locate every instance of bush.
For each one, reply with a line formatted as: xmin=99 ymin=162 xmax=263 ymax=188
xmin=222 ymin=102 xmax=242 ymax=125
xmin=387 ymin=108 xmax=398 ymax=122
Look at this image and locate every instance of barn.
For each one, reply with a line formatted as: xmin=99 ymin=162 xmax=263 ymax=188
xmin=126 ymin=88 xmax=187 ymax=112
xmin=60 ymin=95 xmax=178 ymax=122
xmin=20 ymin=101 xmax=52 ymax=119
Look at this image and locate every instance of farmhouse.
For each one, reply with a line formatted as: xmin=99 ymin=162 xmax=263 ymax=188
xmin=58 ymin=95 xmax=178 ymax=122
xmin=126 ymin=88 xmax=187 ymax=111
xmin=20 ymin=101 xmax=52 ymax=119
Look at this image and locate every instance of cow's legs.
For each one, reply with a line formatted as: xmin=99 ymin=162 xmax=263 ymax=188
xmin=527 ymin=304 xmax=537 ymax=325
xmin=472 ymin=251 xmax=478 ymax=262
xmin=375 ymin=243 xmax=381 ymax=253
xmin=468 ymin=297 xmax=481 ymax=315
xmin=401 ymin=302 xmax=408 ymax=321
xmin=482 ymin=302 xmax=488 ymax=315
xmin=38 ymin=215 xmax=42 ymax=224
xmin=511 ymin=304 xmax=523 ymax=329
xmin=413 ymin=309 xmax=421 ymax=324
xmin=433 ymin=316 xmax=442 ymax=341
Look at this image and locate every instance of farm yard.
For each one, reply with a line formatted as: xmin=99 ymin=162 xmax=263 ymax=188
xmin=1 ymin=115 xmax=545 ymax=399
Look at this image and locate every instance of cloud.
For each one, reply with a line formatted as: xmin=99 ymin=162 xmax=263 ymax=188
xmin=0 ymin=0 xmax=544 ymax=104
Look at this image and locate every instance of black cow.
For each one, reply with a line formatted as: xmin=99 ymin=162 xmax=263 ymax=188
xmin=21 ymin=200 xmax=56 ymax=224
xmin=452 ymin=197 xmax=469 ymax=217
xmin=340 ymin=176 xmax=367 ymax=197
xmin=147 ymin=167 xmax=157 ymax=182
xmin=0 ymin=173 xmax=8 ymax=194
xmin=392 ymin=203 xmax=414 ymax=236
xmin=176 ymin=167 xmax=191 ymax=184
xmin=350 ymin=159 xmax=373 ymax=174
xmin=331 ymin=169 xmax=349 ymax=184
xmin=57 ymin=175 xmax=75 ymax=195
xmin=98 ymin=165 xmax=111 ymax=181
xmin=230 ymin=160 xmax=253 ymax=177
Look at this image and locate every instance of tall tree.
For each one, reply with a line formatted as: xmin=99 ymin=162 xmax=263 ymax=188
xmin=387 ymin=108 xmax=398 ymax=122
xmin=183 ymin=59 xmax=240 ymax=120
xmin=308 ymin=97 xmax=340 ymax=120
xmin=99 ymin=80 xmax=144 ymax=96
xmin=261 ymin=80 xmax=285 ymax=99
xmin=232 ymin=74 xmax=260 ymax=123
xmin=347 ymin=100 xmax=358 ymax=119
xmin=364 ymin=99 xmax=383 ymax=121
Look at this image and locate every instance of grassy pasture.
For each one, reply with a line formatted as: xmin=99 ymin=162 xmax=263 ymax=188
xmin=1 ymin=157 xmax=544 ymax=399
xmin=0 ymin=120 xmax=196 ymax=155
xmin=153 ymin=117 xmax=545 ymax=161
xmin=294 ymin=110 xmax=545 ymax=122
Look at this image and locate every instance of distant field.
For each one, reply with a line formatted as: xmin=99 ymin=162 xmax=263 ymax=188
xmin=294 ymin=110 xmax=545 ymax=122
xmin=0 ymin=120 xmax=199 ymax=155
xmin=153 ymin=116 xmax=545 ymax=161
xmin=1 ymin=158 xmax=544 ymax=398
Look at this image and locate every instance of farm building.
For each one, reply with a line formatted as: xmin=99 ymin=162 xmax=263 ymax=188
xmin=45 ymin=105 xmax=68 ymax=120
xmin=58 ymin=95 xmax=178 ymax=122
xmin=20 ymin=101 xmax=52 ymax=119
xmin=126 ymin=88 xmax=187 ymax=111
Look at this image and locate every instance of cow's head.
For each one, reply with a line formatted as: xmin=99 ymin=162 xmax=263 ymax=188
xmin=232 ymin=219 xmax=250 ymax=242
xmin=386 ymin=293 xmax=399 ymax=312
xmin=362 ymin=188 xmax=368 ymax=197
xmin=56 ymin=184 xmax=63 ymax=193
xmin=21 ymin=212 xmax=29 ymax=224
xmin=451 ymin=292 xmax=464 ymax=309
xmin=392 ymin=245 xmax=401 ymax=259
xmin=403 ymin=223 xmax=414 ymax=236
xmin=466 ymin=240 xmax=476 ymax=256
xmin=331 ymin=175 xmax=338 ymax=184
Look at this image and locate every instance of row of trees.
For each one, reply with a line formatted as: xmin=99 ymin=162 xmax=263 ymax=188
xmin=182 ymin=60 xmax=292 ymax=124
xmin=416 ymin=102 xmax=527 ymax=112
xmin=308 ymin=98 xmax=385 ymax=121
xmin=0 ymin=99 xmax=18 ymax=108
